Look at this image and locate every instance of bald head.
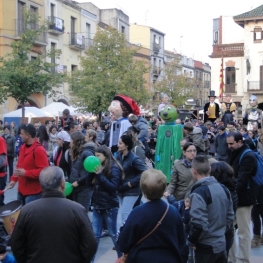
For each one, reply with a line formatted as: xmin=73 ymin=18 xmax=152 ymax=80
xmin=140 ymin=169 xmax=167 ymax=200
xmin=39 ymin=166 xmax=65 ymax=192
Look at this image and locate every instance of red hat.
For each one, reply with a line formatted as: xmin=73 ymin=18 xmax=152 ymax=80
xmin=114 ymin=94 xmax=140 ymax=115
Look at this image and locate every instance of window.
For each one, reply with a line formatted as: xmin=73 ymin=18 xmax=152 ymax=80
xmin=18 ymin=1 xmax=25 ymax=34
xmin=254 ymin=27 xmax=262 ymax=42
xmin=31 ymin=56 xmax=37 ymax=60
xmin=86 ymin=23 xmax=91 ymax=39
xmin=50 ymin=3 xmax=55 ymax=17
xmin=71 ymin=17 xmax=76 ymax=34
xmin=214 ymin=31 xmax=219 ymax=45
xmin=225 ymin=67 xmax=236 ymax=92
xmin=51 ymin=42 xmax=56 ymax=73
xmin=121 ymin=26 xmax=125 ymax=34
xmin=71 ymin=65 xmax=77 ymax=71
xmin=71 ymin=17 xmax=76 ymax=44
xmin=30 ymin=6 xmax=38 ymax=30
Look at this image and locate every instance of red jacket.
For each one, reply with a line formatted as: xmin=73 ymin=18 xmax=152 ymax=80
xmin=11 ymin=139 xmax=49 ymax=196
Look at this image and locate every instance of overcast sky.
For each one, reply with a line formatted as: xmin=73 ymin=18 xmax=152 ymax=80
xmin=77 ymin=0 xmax=263 ymax=63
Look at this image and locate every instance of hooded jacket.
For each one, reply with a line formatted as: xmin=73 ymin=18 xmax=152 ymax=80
xmin=10 ymin=139 xmax=49 ymax=196
xmin=70 ymin=142 xmax=96 ymax=189
xmin=134 ymin=117 xmax=149 ymax=140
xmin=188 ymin=176 xmax=234 ymax=254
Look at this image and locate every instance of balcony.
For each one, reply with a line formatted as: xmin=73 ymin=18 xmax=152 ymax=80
xmin=153 ymin=42 xmax=160 ymax=53
xmin=50 ymin=65 xmax=67 ymax=74
xmin=153 ymin=66 xmax=161 ymax=76
xmin=48 ymin=16 xmax=64 ymax=35
xmin=69 ymin=33 xmax=85 ymax=50
xmin=247 ymin=81 xmax=263 ymax=93
xmin=225 ymin=84 xmax=236 ymax=93
xmin=15 ymin=19 xmax=47 ymax=46
xmin=210 ymin=43 xmax=244 ymax=58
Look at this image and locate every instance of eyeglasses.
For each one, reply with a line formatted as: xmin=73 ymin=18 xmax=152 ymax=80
xmin=186 ymin=149 xmax=196 ymax=153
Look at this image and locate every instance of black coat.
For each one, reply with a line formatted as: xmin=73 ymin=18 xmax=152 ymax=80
xmin=116 ymin=150 xmax=147 ymax=196
xmin=92 ymin=162 xmax=122 ymax=210
xmin=2 ymin=134 xmax=15 ymax=157
xmin=10 ymin=191 xmax=97 ymax=263
xmin=228 ymin=144 xmax=257 ymax=207
xmin=70 ymin=142 xmax=96 ymax=188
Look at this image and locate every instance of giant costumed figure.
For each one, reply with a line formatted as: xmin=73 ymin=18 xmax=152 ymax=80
xmin=221 ymin=94 xmax=237 ymax=127
xmin=243 ymin=95 xmax=263 ymax=130
xmin=155 ymin=105 xmax=183 ymax=182
xmin=204 ymin=91 xmax=220 ymax=123
xmin=108 ymin=94 xmax=140 ymax=153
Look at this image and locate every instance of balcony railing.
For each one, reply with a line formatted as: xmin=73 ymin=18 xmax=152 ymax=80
xmin=153 ymin=42 xmax=160 ymax=53
xmin=225 ymin=84 xmax=236 ymax=93
xmin=247 ymin=81 xmax=263 ymax=92
xmin=153 ymin=66 xmax=161 ymax=75
xmin=48 ymin=16 xmax=64 ymax=35
xmin=85 ymin=38 xmax=94 ymax=48
xmin=69 ymin=33 xmax=85 ymax=50
xmin=51 ymin=65 xmax=67 ymax=74
xmin=15 ymin=19 xmax=47 ymax=45
xmin=210 ymin=43 xmax=244 ymax=58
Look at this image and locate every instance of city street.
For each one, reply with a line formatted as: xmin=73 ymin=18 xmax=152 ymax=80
xmin=3 ymin=183 xmax=263 ymax=263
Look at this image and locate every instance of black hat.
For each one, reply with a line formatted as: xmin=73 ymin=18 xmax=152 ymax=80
xmin=208 ymin=90 xmax=217 ymax=98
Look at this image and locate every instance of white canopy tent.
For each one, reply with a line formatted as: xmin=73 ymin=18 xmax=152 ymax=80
xmin=41 ymin=102 xmax=80 ymax=117
xmin=3 ymin=107 xmax=52 ymax=118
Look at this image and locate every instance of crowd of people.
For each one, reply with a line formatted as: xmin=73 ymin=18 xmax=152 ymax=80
xmin=0 ymin=101 xmax=262 ymax=263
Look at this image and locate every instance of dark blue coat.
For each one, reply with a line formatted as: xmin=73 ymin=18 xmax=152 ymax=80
xmin=116 ymin=150 xmax=147 ymax=196
xmin=92 ymin=162 xmax=122 ymax=210
xmin=70 ymin=142 xmax=95 ymax=189
xmin=117 ymin=199 xmax=186 ymax=263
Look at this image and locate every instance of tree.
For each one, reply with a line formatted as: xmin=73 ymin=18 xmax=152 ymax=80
xmin=69 ymin=26 xmax=150 ymax=118
xmin=153 ymin=57 xmax=199 ymax=107
xmin=0 ymin=9 xmax=64 ymax=122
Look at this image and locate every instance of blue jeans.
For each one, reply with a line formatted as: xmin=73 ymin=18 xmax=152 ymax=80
xmin=0 ymin=175 xmax=7 ymax=206
xmin=119 ymin=195 xmax=139 ymax=224
xmin=92 ymin=207 xmax=122 ymax=259
xmin=72 ymin=187 xmax=93 ymax=211
xmin=17 ymin=192 xmax=42 ymax=205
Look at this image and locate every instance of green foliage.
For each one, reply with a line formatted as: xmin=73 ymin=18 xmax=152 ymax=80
xmin=153 ymin=57 xmax=198 ymax=107
xmin=69 ymin=26 xmax=150 ymax=114
xmin=0 ymin=9 xmax=64 ymax=115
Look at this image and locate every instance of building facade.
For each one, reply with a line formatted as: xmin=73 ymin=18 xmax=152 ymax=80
xmin=0 ymin=0 xmax=47 ymax=116
xmin=130 ymin=23 xmax=165 ymax=91
xmin=210 ymin=5 xmax=263 ymax=109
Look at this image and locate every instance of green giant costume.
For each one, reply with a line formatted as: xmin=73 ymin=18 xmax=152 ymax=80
xmin=155 ymin=105 xmax=183 ymax=182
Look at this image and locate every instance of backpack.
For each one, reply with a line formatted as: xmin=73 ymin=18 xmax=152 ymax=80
xmin=239 ymin=149 xmax=263 ymax=186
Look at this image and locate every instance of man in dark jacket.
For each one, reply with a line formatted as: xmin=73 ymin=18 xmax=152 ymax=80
xmin=215 ymin=126 xmax=229 ymax=162
xmin=226 ymin=131 xmax=257 ymax=263
xmin=11 ymin=166 xmax=97 ymax=263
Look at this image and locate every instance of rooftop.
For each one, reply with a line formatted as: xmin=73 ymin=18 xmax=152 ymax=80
xmin=234 ymin=4 xmax=263 ymax=27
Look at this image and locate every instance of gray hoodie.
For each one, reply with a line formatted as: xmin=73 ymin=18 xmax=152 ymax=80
xmin=188 ymin=176 xmax=234 ymax=254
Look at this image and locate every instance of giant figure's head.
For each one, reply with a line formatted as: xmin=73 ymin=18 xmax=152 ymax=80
xmin=249 ymin=95 xmax=258 ymax=108
xmin=159 ymin=105 xmax=178 ymax=123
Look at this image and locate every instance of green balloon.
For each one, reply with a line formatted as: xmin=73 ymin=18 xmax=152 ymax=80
xmin=84 ymin=156 xmax=100 ymax=173
xmin=64 ymin=182 xmax=73 ymax=196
